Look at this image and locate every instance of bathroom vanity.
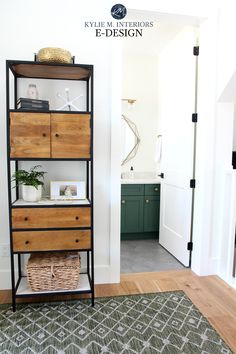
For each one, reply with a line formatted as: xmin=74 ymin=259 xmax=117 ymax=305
xmin=121 ymin=181 xmax=161 ymax=240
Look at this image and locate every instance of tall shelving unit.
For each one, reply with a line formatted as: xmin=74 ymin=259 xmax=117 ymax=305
xmin=6 ymin=60 xmax=94 ymax=311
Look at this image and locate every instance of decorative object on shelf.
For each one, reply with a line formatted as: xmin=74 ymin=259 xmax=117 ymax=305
xmin=27 ymin=252 xmax=81 ymax=291
xmin=27 ymin=83 xmax=39 ymax=99
xmin=17 ymin=97 xmax=49 ymax=111
xmin=50 ymin=181 xmax=86 ymax=200
xmin=12 ymin=165 xmax=46 ymax=202
xmin=56 ymin=88 xmax=83 ymax=111
xmin=36 ymin=47 xmax=73 ymax=64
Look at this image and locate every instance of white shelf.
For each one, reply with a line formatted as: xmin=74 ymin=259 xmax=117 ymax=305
xmin=12 ymin=198 xmax=91 ymax=207
xmin=16 ymin=274 xmax=91 ymax=296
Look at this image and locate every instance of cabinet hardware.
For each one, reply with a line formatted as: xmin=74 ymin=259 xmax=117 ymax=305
xmin=24 ymin=217 xmax=28 ymax=221
xmin=25 ymin=240 xmax=29 ymax=245
xmin=154 ymin=188 xmax=158 ymax=191
xmin=42 ymin=133 xmax=47 ymax=137
xmin=75 ymin=239 xmax=79 ymax=243
xmin=122 ymin=200 xmax=126 ymax=204
xmin=146 ymin=199 xmax=149 ymax=203
xmin=75 ymin=216 xmax=79 ymax=220
xmin=55 ymin=133 xmax=59 ymax=138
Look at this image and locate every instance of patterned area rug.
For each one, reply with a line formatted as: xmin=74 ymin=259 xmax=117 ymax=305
xmin=0 ymin=291 xmax=233 ymax=354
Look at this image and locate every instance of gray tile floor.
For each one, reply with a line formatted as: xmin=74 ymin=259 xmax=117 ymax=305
xmin=121 ymin=239 xmax=185 ymax=273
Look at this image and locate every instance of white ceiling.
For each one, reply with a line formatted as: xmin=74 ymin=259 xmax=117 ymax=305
xmin=123 ymin=10 xmax=198 ymax=56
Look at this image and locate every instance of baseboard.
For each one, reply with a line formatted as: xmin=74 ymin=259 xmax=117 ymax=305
xmin=0 ymin=265 xmax=114 ymax=290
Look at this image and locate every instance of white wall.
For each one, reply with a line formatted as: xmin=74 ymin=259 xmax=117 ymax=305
xmin=0 ymin=0 xmax=114 ymax=289
xmin=121 ymin=50 xmax=159 ymax=173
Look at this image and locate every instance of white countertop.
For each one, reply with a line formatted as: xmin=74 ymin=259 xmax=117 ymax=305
xmin=121 ymin=178 xmax=161 ymax=184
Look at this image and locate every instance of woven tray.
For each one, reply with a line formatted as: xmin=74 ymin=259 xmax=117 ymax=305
xmin=27 ymin=252 xmax=80 ymax=292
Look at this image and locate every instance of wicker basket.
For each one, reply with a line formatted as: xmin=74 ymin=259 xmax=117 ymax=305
xmin=36 ymin=47 xmax=73 ymax=64
xmin=27 ymin=252 xmax=80 ymax=292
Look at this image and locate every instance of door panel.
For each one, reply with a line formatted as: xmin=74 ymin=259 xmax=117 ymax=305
xmin=159 ymin=28 xmax=195 ymax=266
xmin=10 ymin=112 xmax=51 ymax=158
xmin=51 ymin=114 xmax=91 ymax=158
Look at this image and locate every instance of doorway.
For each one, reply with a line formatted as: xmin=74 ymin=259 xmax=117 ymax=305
xmin=119 ymin=15 xmax=198 ymax=273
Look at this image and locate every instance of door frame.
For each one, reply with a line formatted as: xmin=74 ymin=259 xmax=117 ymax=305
xmin=109 ymin=9 xmax=218 ymax=282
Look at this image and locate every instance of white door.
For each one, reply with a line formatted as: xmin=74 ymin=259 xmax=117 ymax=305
xmin=158 ymin=27 xmax=196 ymax=266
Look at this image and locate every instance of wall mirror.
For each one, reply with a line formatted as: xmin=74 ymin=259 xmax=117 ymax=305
xmin=121 ymin=114 xmax=140 ymax=165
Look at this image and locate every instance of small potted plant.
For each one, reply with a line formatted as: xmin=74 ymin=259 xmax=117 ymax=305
xmin=12 ymin=165 xmax=47 ymax=202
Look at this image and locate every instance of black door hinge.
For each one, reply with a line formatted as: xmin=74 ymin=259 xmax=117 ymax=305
xmin=187 ymin=242 xmax=193 ymax=251
xmin=190 ymin=179 xmax=196 ymax=188
xmin=192 ymin=113 xmax=198 ymax=123
xmin=193 ymin=46 xmax=199 ymax=56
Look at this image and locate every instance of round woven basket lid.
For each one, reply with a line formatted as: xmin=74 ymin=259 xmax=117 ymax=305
xmin=36 ymin=47 xmax=73 ymax=64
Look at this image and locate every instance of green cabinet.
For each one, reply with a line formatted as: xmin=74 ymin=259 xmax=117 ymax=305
xmin=121 ymin=184 xmax=160 ymax=240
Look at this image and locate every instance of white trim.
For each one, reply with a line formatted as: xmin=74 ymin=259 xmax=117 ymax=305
xmin=109 ymin=41 xmax=122 ymax=283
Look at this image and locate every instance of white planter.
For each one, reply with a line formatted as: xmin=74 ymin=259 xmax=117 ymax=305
xmin=22 ymin=185 xmax=42 ymax=202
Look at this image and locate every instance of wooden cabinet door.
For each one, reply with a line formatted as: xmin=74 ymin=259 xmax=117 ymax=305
xmin=51 ymin=114 xmax=91 ymax=158
xmin=143 ymin=196 xmax=160 ymax=233
xmin=10 ymin=112 xmax=51 ymax=158
xmin=121 ymin=196 xmax=144 ymax=233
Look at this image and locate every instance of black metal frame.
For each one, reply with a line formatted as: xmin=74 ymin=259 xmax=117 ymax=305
xmin=6 ymin=60 xmax=94 ymax=311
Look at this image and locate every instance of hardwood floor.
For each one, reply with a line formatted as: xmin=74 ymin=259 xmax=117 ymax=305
xmin=1 ymin=269 xmax=236 ymax=352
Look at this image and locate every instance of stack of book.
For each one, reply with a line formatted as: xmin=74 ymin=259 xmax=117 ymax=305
xmin=17 ymin=98 xmax=49 ymax=111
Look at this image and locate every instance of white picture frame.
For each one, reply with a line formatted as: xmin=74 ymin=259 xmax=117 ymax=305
xmin=50 ymin=181 xmax=86 ymax=200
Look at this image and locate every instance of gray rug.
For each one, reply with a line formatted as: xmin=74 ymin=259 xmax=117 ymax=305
xmin=0 ymin=291 xmax=233 ymax=353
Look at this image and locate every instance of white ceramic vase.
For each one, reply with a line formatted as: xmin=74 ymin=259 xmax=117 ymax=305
xmin=22 ymin=185 xmax=42 ymax=202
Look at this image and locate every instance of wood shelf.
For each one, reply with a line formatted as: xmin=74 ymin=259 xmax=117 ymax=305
xmin=8 ymin=60 xmax=92 ymax=80
xmin=16 ymin=274 xmax=91 ymax=297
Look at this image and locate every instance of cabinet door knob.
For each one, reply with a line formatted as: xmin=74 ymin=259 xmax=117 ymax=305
xmin=25 ymin=240 xmax=29 ymax=245
xmin=55 ymin=133 xmax=59 ymax=138
xmin=75 ymin=216 xmax=79 ymax=220
xmin=75 ymin=239 xmax=79 ymax=243
xmin=146 ymin=199 xmax=149 ymax=203
xmin=42 ymin=133 xmax=47 ymax=137
xmin=154 ymin=187 xmax=158 ymax=191
xmin=122 ymin=200 xmax=126 ymax=204
xmin=24 ymin=217 xmax=28 ymax=221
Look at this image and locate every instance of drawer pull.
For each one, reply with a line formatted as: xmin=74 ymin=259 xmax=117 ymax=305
xmin=24 ymin=217 xmax=28 ymax=221
xmin=55 ymin=133 xmax=59 ymax=138
xmin=75 ymin=239 xmax=79 ymax=243
xmin=146 ymin=199 xmax=149 ymax=203
xmin=42 ymin=133 xmax=47 ymax=137
xmin=154 ymin=188 xmax=158 ymax=191
xmin=122 ymin=200 xmax=126 ymax=204
xmin=25 ymin=240 xmax=29 ymax=245
xmin=75 ymin=216 xmax=79 ymax=220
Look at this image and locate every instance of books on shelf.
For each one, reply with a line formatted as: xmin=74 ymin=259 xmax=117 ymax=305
xmin=17 ymin=97 xmax=49 ymax=111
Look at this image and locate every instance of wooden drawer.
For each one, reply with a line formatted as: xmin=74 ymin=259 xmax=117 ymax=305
xmin=12 ymin=230 xmax=91 ymax=252
xmin=144 ymin=184 xmax=160 ymax=196
xmin=121 ymin=184 xmax=144 ymax=196
xmin=12 ymin=207 xmax=91 ymax=229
